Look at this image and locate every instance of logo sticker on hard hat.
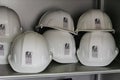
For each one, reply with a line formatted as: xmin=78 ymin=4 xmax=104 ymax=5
xmin=0 ymin=44 xmax=4 ymax=56
xmin=92 ymin=45 xmax=98 ymax=58
xmin=64 ymin=43 xmax=70 ymax=55
xmin=63 ymin=17 xmax=68 ymax=29
xmin=25 ymin=51 xmax=32 ymax=65
xmin=95 ymin=18 xmax=101 ymax=29
xmin=0 ymin=24 xmax=5 ymax=36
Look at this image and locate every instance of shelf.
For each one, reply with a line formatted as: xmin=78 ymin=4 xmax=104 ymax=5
xmin=1 ymin=61 xmax=120 ymax=79
xmin=76 ymin=29 xmax=115 ymax=33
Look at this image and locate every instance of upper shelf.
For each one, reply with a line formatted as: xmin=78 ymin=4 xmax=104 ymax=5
xmin=1 ymin=61 xmax=120 ymax=79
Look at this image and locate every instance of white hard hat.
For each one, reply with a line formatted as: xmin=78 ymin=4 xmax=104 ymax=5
xmin=0 ymin=38 xmax=11 ymax=64
xmin=43 ymin=30 xmax=78 ymax=63
xmin=77 ymin=31 xmax=119 ymax=66
xmin=36 ymin=10 xmax=75 ymax=34
xmin=76 ymin=9 xmax=114 ymax=32
xmin=0 ymin=6 xmax=22 ymax=41
xmin=8 ymin=31 xmax=52 ymax=73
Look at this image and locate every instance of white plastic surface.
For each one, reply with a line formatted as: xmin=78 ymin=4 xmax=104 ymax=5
xmin=0 ymin=6 xmax=22 ymax=41
xmin=43 ymin=30 xmax=78 ymax=63
xmin=36 ymin=10 xmax=75 ymax=34
xmin=76 ymin=9 xmax=114 ymax=32
xmin=8 ymin=31 xmax=52 ymax=73
xmin=0 ymin=38 xmax=11 ymax=64
xmin=77 ymin=31 xmax=119 ymax=66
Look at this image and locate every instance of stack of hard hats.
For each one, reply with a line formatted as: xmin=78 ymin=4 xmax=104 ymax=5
xmin=35 ymin=10 xmax=78 ymax=63
xmin=8 ymin=10 xmax=78 ymax=73
xmin=76 ymin=9 xmax=119 ymax=66
xmin=0 ymin=6 xmax=22 ymax=64
xmin=6 ymin=8 xmax=119 ymax=73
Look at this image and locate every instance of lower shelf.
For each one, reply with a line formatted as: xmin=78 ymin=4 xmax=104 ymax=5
xmin=1 ymin=61 xmax=120 ymax=79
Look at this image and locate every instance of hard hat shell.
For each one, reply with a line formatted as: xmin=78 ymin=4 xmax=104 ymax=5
xmin=0 ymin=6 xmax=22 ymax=41
xmin=8 ymin=31 xmax=52 ymax=73
xmin=36 ymin=10 xmax=75 ymax=34
xmin=76 ymin=9 xmax=114 ymax=32
xmin=0 ymin=38 xmax=11 ymax=64
xmin=43 ymin=30 xmax=78 ymax=63
xmin=77 ymin=31 xmax=118 ymax=66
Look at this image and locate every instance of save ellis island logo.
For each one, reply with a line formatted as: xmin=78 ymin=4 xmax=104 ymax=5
xmin=92 ymin=45 xmax=98 ymax=58
xmin=63 ymin=17 xmax=68 ymax=29
xmin=95 ymin=18 xmax=101 ymax=29
xmin=0 ymin=44 xmax=4 ymax=56
xmin=25 ymin=51 xmax=32 ymax=64
xmin=64 ymin=43 xmax=70 ymax=55
xmin=0 ymin=24 xmax=5 ymax=35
